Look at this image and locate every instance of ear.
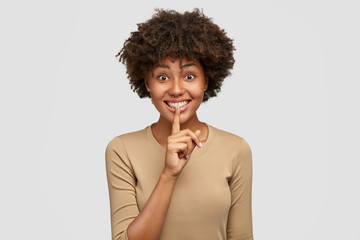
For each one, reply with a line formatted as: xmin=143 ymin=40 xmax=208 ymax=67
xmin=204 ymin=77 xmax=209 ymax=91
xmin=144 ymin=79 xmax=150 ymax=92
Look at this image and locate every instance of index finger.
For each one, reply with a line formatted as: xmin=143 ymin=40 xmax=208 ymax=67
xmin=172 ymin=104 xmax=180 ymax=134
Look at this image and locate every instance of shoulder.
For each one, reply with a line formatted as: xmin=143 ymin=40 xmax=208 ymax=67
xmin=106 ymin=127 xmax=149 ymax=153
xmin=209 ymin=125 xmax=252 ymax=169
xmin=210 ymin=125 xmax=251 ymax=154
xmin=105 ymin=127 xmax=151 ymax=171
xmin=210 ymin=126 xmax=252 ymax=175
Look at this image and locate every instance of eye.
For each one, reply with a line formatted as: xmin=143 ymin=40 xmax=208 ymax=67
xmin=157 ymin=75 xmax=168 ymax=81
xmin=185 ymin=74 xmax=195 ymax=80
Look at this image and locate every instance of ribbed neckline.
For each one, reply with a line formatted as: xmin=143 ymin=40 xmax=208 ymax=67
xmin=145 ymin=123 xmax=214 ymax=159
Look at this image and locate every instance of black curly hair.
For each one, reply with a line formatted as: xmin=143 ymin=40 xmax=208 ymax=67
xmin=116 ymin=8 xmax=235 ymax=102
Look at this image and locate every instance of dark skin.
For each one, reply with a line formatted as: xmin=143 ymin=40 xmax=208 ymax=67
xmin=118 ymin=9 xmax=235 ymax=102
xmin=147 ymin=57 xmax=209 ymax=157
xmin=151 ymin=114 xmax=208 ymax=153
xmin=127 ymin=57 xmax=209 ymax=240
xmin=127 ymin=106 xmax=203 ymax=240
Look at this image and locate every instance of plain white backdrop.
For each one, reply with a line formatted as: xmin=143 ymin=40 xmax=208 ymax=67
xmin=1 ymin=0 xmax=359 ymax=239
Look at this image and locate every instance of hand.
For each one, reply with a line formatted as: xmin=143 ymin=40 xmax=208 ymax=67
xmin=163 ymin=104 xmax=202 ymax=178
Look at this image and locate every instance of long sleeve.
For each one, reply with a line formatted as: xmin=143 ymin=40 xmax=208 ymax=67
xmin=227 ymin=138 xmax=254 ymax=240
xmin=105 ymin=137 xmax=139 ymax=240
xmin=105 ymin=125 xmax=253 ymax=240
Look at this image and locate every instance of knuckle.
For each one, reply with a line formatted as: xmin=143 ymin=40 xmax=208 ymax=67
xmin=167 ymin=143 xmax=176 ymax=150
xmin=188 ymin=130 xmax=196 ymax=137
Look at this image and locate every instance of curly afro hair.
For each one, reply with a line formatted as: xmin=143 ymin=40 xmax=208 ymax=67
xmin=116 ymin=9 xmax=235 ymax=102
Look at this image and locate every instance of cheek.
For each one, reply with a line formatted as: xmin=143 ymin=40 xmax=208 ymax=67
xmin=149 ymin=86 xmax=165 ymax=99
xmin=188 ymin=84 xmax=205 ymax=99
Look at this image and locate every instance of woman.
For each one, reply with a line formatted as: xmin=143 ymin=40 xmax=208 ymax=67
xmin=106 ymin=9 xmax=253 ymax=240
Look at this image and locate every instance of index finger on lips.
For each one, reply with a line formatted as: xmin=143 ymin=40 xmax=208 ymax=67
xmin=172 ymin=103 xmax=180 ymax=134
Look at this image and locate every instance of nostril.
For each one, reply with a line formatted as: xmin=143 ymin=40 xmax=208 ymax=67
xmin=168 ymin=92 xmax=183 ymax=97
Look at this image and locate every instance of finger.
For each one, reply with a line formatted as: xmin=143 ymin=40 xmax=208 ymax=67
xmin=168 ymin=136 xmax=192 ymax=144
xmin=168 ymin=135 xmax=194 ymax=159
xmin=184 ymin=135 xmax=194 ymax=159
xmin=168 ymin=129 xmax=202 ymax=148
xmin=169 ymin=142 xmax=188 ymax=160
xmin=172 ymin=104 xmax=180 ymax=134
xmin=194 ymin=130 xmax=203 ymax=147
xmin=172 ymin=133 xmax=198 ymax=159
xmin=170 ymin=129 xmax=201 ymax=147
xmin=168 ymin=142 xmax=187 ymax=155
xmin=195 ymin=130 xmax=201 ymax=138
xmin=178 ymin=151 xmax=187 ymax=159
xmin=173 ymin=129 xmax=201 ymax=148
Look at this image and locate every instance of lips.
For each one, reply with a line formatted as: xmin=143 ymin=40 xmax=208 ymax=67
xmin=165 ymin=100 xmax=190 ymax=108
xmin=164 ymin=100 xmax=191 ymax=112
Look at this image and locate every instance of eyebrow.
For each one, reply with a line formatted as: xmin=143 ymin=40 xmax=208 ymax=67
xmin=153 ymin=63 xmax=198 ymax=70
xmin=154 ymin=64 xmax=170 ymax=69
xmin=181 ymin=63 xmax=197 ymax=69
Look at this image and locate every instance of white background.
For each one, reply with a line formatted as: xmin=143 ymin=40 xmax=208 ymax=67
xmin=1 ymin=0 xmax=359 ymax=239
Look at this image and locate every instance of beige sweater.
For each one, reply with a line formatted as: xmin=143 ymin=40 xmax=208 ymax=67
xmin=105 ymin=124 xmax=253 ymax=240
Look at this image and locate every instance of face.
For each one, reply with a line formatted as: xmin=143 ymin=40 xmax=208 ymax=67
xmin=145 ymin=57 xmax=208 ymax=125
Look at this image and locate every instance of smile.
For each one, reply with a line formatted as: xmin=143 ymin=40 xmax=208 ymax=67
xmin=166 ymin=100 xmax=190 ymax=108
xmin=164 ymin=100 xmax=191 ymax=112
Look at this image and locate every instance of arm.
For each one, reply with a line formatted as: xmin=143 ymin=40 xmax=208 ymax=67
xmin=227 ymin=139 xmax=254 ymax=240
xmin=106 ymin=105 xmax=201 ymax=240
xmin=105 ymin=137 xmax=138 ymax=240
xmin=126 ymin=105 xmax=201 ymax=240
xmin=106 ymin=137 xmax=177 ymax=240
xmin=126 ymin=170 xmax=176 ymax=240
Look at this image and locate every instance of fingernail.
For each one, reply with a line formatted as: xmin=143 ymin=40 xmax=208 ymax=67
xmin=199 ymin=142 xmax=203 ymax=148
xmin=186 ymin=154 xmax=190 ymax=159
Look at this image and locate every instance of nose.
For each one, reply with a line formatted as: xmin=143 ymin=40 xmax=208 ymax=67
xmin=168 ymin=78 xmax=184 ymax=97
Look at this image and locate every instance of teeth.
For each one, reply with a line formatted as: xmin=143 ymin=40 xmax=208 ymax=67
xmin=167 ymin=101 xmax=189 ymax=108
